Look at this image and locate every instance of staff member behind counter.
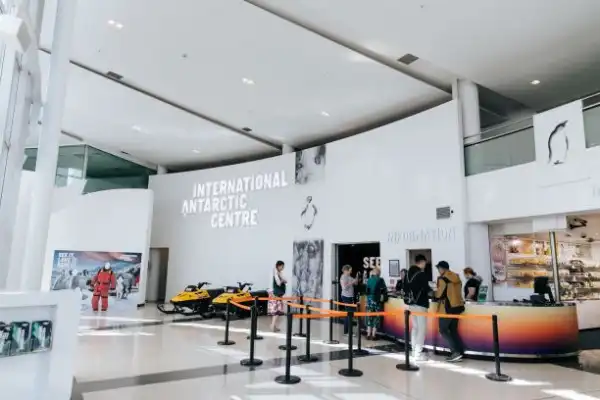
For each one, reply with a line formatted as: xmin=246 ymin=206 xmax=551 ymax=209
xmin=462 ymin=267 xmax=483 ymax=301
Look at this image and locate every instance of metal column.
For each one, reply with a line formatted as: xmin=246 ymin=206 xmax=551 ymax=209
xmin=549 ymin=232 xmax=561 ymax=302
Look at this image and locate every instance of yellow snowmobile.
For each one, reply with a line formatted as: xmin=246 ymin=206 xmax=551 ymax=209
xmin=157 ymin=282 xmax=224 ymax=316
xmin=209 ymin=282 xmax=268 ymax=319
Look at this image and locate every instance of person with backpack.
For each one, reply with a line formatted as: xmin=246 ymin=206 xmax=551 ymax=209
xmin=404 ymin=254 xmax=431 ymax=361
xmin=434 ymin=261 xmax=465 ymax=362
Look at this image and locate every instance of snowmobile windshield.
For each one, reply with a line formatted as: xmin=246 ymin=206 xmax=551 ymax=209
xmin=184 ymin=286 xmax=197 ymax=292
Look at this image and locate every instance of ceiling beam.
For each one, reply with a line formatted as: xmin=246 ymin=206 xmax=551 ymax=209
xmin=244 ymin=0 xmax=451 ymax=93
xmin=38 ymin=47 xmax=283 ymax=151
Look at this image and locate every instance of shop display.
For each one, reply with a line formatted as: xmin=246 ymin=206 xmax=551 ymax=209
xmin=157 ymin=282 xmax=224 ymax=316
xmin=0 ymin=320 xmax=52 ymax=358
xmin=490 ymin=235 xmax=600 ymax=300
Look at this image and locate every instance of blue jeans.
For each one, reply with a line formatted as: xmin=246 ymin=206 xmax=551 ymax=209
xmin=341 ymin=296 xmax=354 ymax=333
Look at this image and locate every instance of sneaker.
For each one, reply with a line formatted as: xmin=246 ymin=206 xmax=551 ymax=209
xmin=446 ymin=352 xmax=463 ymax=363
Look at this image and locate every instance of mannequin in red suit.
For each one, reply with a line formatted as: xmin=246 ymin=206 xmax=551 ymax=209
xmin=91 ymin=262 xmax=116 ymax=312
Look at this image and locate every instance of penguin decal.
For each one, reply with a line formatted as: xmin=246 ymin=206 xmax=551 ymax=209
xmin=300 ymin=195 xmax=318 ymax=230
xmin=547 ymin=120 xmax=569 ymax=165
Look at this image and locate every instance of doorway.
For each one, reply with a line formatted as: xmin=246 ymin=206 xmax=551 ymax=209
xmin=146 ymin=248 xmax=169 ymax=303
xmin=334 ymin=242 xmax=381 ymax=302
xmin=407 ymin=249 xmax=433 ymax=282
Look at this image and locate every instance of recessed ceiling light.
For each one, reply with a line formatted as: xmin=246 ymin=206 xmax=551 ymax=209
xmin=108 ymin=20 xmax=115 ymax=25
xmin=192 ymin=149 xmax=200 ymax=154
xmin=242 ymin=78 xmax=255 ymax=85
xmin=320 ymin=111 xmax=330 ymax=117
xmin=131 ymin=125 xmax=142 ymax=132
xmin=115 ymin=23 xmax=124 ymax=29
xmin=531 ymin=80 xmax=541 ymax=85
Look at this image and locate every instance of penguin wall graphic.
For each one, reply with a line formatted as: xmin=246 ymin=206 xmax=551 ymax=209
xmin=300 ymin=195 xmax=318 ymax=230
xmin=533 ymin=100 xmax=586 ymax=186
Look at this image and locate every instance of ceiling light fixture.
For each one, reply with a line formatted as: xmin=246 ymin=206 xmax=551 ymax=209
xmin=242 ymin=78 xmax=255 ymax=85
xmin=131 ymin=125 xmax=142 ymax=132
xmin=531 ymin=79 xmax=541 ymax=85
xmin=108 ymin=20 xmax=115 ymax=25
xmin=115 ymin=23 xmax=124 ymax=29
xmin=320 ymin=111 xmax=330 ymax=117
xmin=192 ymin=149 xmax=200 ymax=154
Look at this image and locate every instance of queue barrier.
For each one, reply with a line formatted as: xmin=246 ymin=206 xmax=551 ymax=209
xmin=223 ymin=296 xmax=512 ymax=385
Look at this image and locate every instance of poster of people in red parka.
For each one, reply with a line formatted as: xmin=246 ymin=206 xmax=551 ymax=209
xmin=51 ymin=250 xmax=142 ymax=313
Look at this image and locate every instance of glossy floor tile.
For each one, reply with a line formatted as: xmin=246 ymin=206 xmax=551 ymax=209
xmin=73 ymin=307 xmax=600 ymax=400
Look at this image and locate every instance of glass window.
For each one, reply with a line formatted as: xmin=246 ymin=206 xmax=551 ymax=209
xmin=22 ymin=145 xmax=85 ymax=187
xmin=584 ymin=104 xmax=600 ymax=148
xmin=84 ymin=146 xmax=154 ymax=193
xmin=464 ymin=127 xmax=535 ymax=175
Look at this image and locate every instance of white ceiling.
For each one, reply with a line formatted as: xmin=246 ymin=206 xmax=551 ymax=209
xmin=33 ymin=0 xmax=600 ymax=169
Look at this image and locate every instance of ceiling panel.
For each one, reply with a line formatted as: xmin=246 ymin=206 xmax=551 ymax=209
xmin=34 ymin=51 xmax=279 ymax=168
xmin=254 ymin=0 xmax=600 ymax=111
xmin=40 ymin=0 xmax=448 ymax=149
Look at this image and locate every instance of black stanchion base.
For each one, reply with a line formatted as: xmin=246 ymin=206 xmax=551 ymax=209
xmin=240 ymin=358 xmax=263 ymax=367
xmin=353 ymin=348 xmax=370 ymax=356
xmin=217 ymin=340 xmax=236 ymax=346
xmin=485 ymin=373 xmax=512 ymax=382
xmin=396 ymin=363 xmax=420 ymax=372
xmin=338 ymin=368 xmax=363 ymax=377
xmin=298 ymin=354 xmax=319 ymax=363
xmin=293 ymin=333 xmax=307 ymax=338
xmin=323 ymin=339 xmax=340 ymax=345
xmin=278 ymin=344 xmax=298 ymax=351
xmin=274 ymin=375 xmax=301 ymax=385
xmin=247 ymin=335 xmax=264 ymax=340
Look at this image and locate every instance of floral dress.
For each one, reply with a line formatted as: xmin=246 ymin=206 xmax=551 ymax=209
xmin=366 ymin=276 xmax=384 ymax=328
xmin=268 ymin=270 xmax=286 ymax=316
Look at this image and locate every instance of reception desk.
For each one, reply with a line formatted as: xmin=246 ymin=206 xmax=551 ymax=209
xmin=380 ymin=297 xmax=579 ymax=359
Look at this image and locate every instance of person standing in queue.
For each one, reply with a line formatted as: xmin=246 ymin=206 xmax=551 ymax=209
xmin=339 ymin=265 xmax=357 ymax=335
xmin=269 ymin=260 xmax=287 ymax=332
xmin=434 ymin=261 xmax=465 ymax=362
xmin=405 ymin=255 xmax=431 ymax=361
xmin=395 ymin=268 xmax=407 ymax=296
xmin=365 ymin=267 xmax=388 ymax=341
xmin=463 ymin=267 xmax=483 ymax=301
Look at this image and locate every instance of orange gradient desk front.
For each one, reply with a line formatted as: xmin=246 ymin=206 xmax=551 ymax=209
xmin=382 ymin=297 xmax=579 ymax=359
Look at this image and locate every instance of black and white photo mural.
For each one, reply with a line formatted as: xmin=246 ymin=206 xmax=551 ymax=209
xmin=295 ymin=145 xmax=326 ymax=184
xmin=292 ymin=239 xmax=324 ymax=299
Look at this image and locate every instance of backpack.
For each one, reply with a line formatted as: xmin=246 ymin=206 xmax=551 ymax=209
xmin=403 ymin=270 xmax=423 ymax=305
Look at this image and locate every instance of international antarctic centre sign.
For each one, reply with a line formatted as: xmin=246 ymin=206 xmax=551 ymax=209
xmin=181 ymin=170 xmax=289 ymax=228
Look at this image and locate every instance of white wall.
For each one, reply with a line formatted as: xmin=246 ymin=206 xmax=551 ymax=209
xmin=150 ymin=101 xmax=478 ymax=300
xmin=41 ymin=189 xmax=154 ymax=304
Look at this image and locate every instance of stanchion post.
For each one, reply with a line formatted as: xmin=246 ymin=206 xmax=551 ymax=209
xmin=248 ymin=297 xmax=264 ymax=341
xmin=323 ymin=298 xmax=340 ymax=344
xmin=218 ymin=299 xmax=235 ymax=346
xmin=241 ymin=305 xmax=263 ymax=367
xmin=293 ymin=295 xmax=306 ymax=338
xmin=353 ymin=312 xmax=369 ymax=356
xmin=275 ymin=312 xmax=301 ymax=384
xmin=298 ymin=308 xmax=318 ymax=363
xmin=339 ymin=310 xmax=363 ymax=377
xmin=278 ymin=303 xmax=298 ymax=351
xmin=485 ymin=315 xmax=512 ymax=382
xmin=396 ymin=309 xmax=419 ymax=372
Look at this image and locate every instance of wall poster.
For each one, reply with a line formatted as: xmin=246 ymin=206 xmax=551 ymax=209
xmin=51 ymin=251 xmax=142 ymax=312
xmin=292 ymin=239 xmax=324 ymax=299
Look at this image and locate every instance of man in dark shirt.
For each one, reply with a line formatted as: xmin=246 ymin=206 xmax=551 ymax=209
xmin=405 ymin=254 xmax=431 ymax=361
xmin=463 ymin=267 xmax=482 ymax=301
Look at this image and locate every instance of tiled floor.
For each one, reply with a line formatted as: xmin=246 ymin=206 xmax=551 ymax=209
xmin=73 ymin=307 xmax=600 ymax=400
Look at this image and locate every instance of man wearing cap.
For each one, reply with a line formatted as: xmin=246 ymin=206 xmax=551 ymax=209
xmin=434 ymin=261 xmax=465 ymax=362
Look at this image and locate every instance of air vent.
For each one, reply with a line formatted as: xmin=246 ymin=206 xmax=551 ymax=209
xmin=106 ymin=71 xmax=123 ymax=80
xmin=397 ymin=53 xmax=419 ymax=65
xmin=242 ymin=127 xmax=252 ymax=132
xmin=436 ymin=206 xmax=452 ymax=220
xmin=121 ymin=151 xmax=130 ymax=155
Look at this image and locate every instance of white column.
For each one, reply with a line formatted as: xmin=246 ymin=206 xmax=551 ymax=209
xmin=22 ymin=0 xmax=78 ymax=291
xmin=281 ymin=144 xmax=294 ymax=154
xmin=156 ymin=165 xmax=167 ymax=174
xmin=454 ymin=79 xmax=480 ymax=139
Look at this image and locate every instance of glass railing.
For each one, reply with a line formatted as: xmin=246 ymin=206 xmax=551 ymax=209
xmin=584 ymin=103 xmax=600 ymax=148
xmin=464 ymin=126 xmax=535 ymax=176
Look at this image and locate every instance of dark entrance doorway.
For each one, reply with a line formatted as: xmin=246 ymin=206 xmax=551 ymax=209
xmin=334 ymin=242 xmax=381 ymax=302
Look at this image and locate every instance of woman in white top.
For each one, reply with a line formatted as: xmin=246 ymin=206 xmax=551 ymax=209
xmin=269 ymin=260 xmax=287 ymax=332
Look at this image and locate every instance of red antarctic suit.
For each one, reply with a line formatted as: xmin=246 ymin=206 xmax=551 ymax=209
xmin=91 ymin=269 xmax=116 ymax=311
